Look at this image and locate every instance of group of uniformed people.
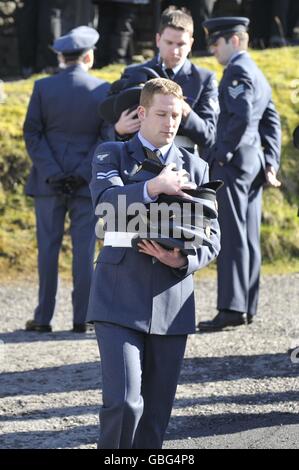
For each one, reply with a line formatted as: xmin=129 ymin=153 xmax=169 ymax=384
xmin=23 ymin=6 xmax=282 ymax=449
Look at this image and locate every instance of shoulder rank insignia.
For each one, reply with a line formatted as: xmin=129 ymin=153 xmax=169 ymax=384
xmin=96 ymin=170 xmax=119 ymax=180
xmin=228 ymin=82 xmax=245 ymax=99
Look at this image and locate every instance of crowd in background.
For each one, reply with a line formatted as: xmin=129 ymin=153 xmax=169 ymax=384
xmin=13 ymin=0 xmax=299 ymax=78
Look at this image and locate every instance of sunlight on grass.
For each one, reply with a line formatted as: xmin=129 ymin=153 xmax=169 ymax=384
xmin=0 ymin=47 xmax=299 ymax=276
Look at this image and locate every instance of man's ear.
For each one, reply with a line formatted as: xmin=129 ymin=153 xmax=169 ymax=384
xmin=231 ymin=34 xmax=240 ymax=48
xmin=58 ymin=52 xmax=65 ymax=65
xmin=137 ymin=105 xmax=146 ymax=121
xmin=83 ymin=51 xmax=91 ymax=64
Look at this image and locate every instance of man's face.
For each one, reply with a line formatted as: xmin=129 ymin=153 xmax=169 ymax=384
xmin=210 ymin=36 xmax=235 ymax=65
xmin=138 ymin=93 xmax=183 ymax=148
xmin=156 ymin=27 xmax=194 ymax=69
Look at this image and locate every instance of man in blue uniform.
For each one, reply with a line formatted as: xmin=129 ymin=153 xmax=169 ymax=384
xmin=112 ymin=6 xmax=219 ymax=156
xmin=24 ymin=26 xmax=110 ymax=333
xmin=87 ymin=78 xmax=221 ymax=448
xmin=198 ymin=17 xmax=281 ymax=332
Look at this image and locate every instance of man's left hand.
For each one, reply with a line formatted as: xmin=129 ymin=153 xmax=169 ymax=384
xmin=63 ymin=175 xmax=86 ymax=194
xmin=137 ymin=240 xmax=187 ymax=268
xmin=182 ymin=100 xmax=192 ymax=119
xmin=265 ymin=165 xmax=281 ymax=187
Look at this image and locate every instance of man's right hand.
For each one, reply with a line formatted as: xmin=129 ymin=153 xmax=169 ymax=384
xmin=147 ymin=163 xmax=196 ymax=199
xmin=47 ymin=173 xmax=86 ymax=195
xmin=47 ymin=173 xmax=66 ymax=192
xmin=115 ymin=108 xmax=141 ymax=137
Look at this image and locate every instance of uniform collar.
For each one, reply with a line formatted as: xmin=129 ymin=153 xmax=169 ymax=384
xmin=228 ymin=50 xmax=248 ymax=65
xmin=137 ymin=132 xmax=172 ymax=162
xmin=156 ymin=55 xmax=192 ymax=78
xmin=161 ymin=60 xmax=184 ymax=77
xmin=127 ymin=134 xmax=184 ymax=169
xmin=60 ymin=63 xmax=87 ymax=74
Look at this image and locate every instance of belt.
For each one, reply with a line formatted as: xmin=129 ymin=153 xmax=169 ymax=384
xmin=104 ymin=232 xmax=137 ymax=247
xmin=103 ymin=223 xmax=212 ymax=248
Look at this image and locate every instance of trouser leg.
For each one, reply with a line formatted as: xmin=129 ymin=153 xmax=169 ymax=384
xmin=247 ymin=183 xmax=263 ymax=316
xmin=68 ymin=197 xmax=96 ymax=325
xmin=133 ymin=334 xmax=187 ymax=449
xmin=95 ymin=2 xmax=115 ymax=67
xmin=110 ymin=3 xmax=136 ymax=64
xmin=271 ymin=0 xmax=291 ymax=38
xmin=212 ymin=164 xmax=250 ymax=313
xmin=34 ymin=196 xmax=66 ymax=325
xmin=249 ymin=0 xmax=270 ymax=47
xmin=36 ymin=0 xmax=58 ymax=71
xmin=15 ymin=0 xmax=38 ymax=70
xmin=94 ymin=323 xmax=144 ymax=449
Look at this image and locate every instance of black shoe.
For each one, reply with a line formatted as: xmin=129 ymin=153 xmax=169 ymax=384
xmin=25 ymin=319 xmax=52 ymax=333
xmin=198 ymin=310 xmax=248 ymax=332
xmin=72 ymin=323 xmax=87 ymax=333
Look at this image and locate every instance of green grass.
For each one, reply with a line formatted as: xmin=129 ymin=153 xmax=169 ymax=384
xmin=0 ymin=48 xmax=299 ymax=276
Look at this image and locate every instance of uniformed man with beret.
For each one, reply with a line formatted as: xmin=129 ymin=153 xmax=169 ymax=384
xmin=24 ymin=26 xmax=110 ymax=333
xmin=87 ymin=78 xmax=221 ymax=448
xmin=198 ymin=17 xmax=282 ymax=332
xmin=110 ymin=6 xmax=219 ymax=157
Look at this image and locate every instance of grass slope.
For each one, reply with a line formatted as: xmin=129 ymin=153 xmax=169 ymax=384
xmin=0 ymin=50 xmax=298 ymax=276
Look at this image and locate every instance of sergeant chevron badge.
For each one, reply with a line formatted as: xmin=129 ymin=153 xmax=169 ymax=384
xmin=228 ymin=82 xmax=244 ymax=99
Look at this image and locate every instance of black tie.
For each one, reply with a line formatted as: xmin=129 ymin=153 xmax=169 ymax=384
xmin=143 ymin=147 xmax=162 ymax=162
xmin=165 ymin=68 xmax=175 ymax=80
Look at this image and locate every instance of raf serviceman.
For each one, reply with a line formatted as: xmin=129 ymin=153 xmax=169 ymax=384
xmin=87 ymin=78 xmax=221 ymax=449
xmin=112 ymin=6 xmax=219 ymax=156
xmin=24 ymin=26 xmax=110 ymax=333
xmin=198 ymin=17 xmax=281 ymax=332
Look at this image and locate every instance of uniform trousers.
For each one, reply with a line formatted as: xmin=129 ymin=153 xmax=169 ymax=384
xmin=211 ymin=159 xmax=263 ymax=317
xmin=34 ymin=195 xmax=96 ymax=325
xmin=94 ymin=322 xmax=187 ymax=449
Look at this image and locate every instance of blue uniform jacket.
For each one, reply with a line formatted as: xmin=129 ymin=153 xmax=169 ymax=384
xmin=210 ymin=52 xmax=281 ymax=171
xmin=87 ymin=135 xmax=221 ymax=335
xmin=24 ymin=64 xmax=110 ymax=197
xmin=119 ymin=57 xmax=219 ymax=151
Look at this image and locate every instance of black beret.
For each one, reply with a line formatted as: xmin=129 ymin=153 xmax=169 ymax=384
xmin=98 ymin=66 xmax=164 ymax=123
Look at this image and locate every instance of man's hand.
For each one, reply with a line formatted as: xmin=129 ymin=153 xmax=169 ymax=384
xmin=47 ymin=173 xmax=66 ymax=192
xmin=265 ymin=165 xmax=281 ymax=187
xmin=137 ymin=240 xmax=188 ymax=268
xmin=181 ymin=100 xmax=192 ymax=119
xmin=63 ymin=175 xmax=86 ymax=194
xmin=147 ymin=163 xmax=196 ymax=199
xmin=47 ymin=173 xmax=86 ymax=195
xmin=115 ymin=108 xmax=141 ymax=136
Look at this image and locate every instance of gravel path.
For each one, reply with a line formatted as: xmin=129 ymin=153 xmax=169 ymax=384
xmin=0 ymin=273 xmax=298 ymax=449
